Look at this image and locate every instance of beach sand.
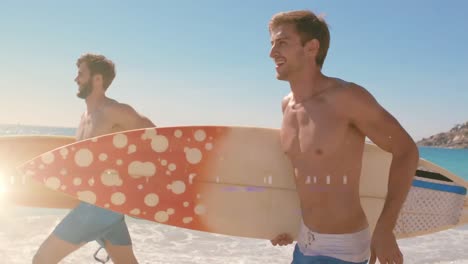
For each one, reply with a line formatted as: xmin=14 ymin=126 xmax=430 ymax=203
xmin=0 ymin=205 xmax=467 ymax=264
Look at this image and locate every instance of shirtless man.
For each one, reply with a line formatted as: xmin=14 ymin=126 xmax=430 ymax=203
xmin=268 ymin=11 xmax=419 ymax=264
xmin=32 ymin=53 xmax=155 ymax=264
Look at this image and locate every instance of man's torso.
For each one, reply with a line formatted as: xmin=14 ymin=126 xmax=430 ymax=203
xmin=281 ymin=79 xmax=369 ymax=234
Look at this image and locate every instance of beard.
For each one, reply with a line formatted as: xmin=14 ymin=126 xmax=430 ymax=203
xmin=76 ymin=80 xmax=93 ymax=99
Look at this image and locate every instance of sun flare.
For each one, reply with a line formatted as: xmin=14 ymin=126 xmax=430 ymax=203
xmin=0 ymin=170 xmax=7 ymax=197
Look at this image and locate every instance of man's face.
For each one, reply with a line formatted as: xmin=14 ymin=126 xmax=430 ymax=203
xmin=75 ymin=63 xmax=93 ymax=99
xmin=269 ymin=24 xmax=307 ymax=81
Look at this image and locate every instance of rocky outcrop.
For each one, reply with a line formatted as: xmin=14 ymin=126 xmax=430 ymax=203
xmin=417 ymin=121 xmax=468 ymax=149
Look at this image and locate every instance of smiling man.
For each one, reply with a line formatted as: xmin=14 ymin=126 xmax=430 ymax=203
xmin=268 ymin=10 xmax=419 ymax=264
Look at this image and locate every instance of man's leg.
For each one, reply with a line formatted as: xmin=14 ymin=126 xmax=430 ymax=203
xmin=32 ymin=234 xmax=84 ymax=264
xmin=32 ymin=202 xmax=90 ymax=264
xmin=99 ymin=217 xmax=138 ymax=264
xmin=104 ymin=241 xmax=139 ymax=264
xmin=32 ymin=202 xmax=124 ymax=263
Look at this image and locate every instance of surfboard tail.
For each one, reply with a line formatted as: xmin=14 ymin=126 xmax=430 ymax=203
xmin=462 ymin=199 xmax=468 ymax=225
xmin=459 ymin=179 xmax=468 ymax=225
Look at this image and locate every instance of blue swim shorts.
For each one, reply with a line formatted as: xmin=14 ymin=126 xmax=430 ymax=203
xmin=292 ymin=244 xmax=368 ymax=264
xmin=53 ymin=202 xmax=131 ymax=247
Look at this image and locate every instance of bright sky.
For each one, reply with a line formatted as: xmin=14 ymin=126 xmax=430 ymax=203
xmin=0 ymin=0 xmax=466 ymax=140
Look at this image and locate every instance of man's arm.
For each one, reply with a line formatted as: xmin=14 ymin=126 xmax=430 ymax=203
xmin=343 ymin=84 xmax=419 ymax=229
xmin=109 ymin=103 xmax=156 ymax=130
xmin=342 ymin=84 xmax=419 ymax=263
xmin=269 ymin=94 xmax=295 ymax=246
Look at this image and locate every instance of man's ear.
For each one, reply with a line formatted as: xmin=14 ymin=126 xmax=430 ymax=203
xmin=304 ymin=39 xmax=320 ymax=59
xmin=92 ymin=74 xmax=103 ymax=86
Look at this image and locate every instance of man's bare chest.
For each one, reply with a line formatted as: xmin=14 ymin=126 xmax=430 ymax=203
xmin=77 ymin=114 xmax=117 ymax=140
xmin=280 ymin=105 xmax=348 ymax=157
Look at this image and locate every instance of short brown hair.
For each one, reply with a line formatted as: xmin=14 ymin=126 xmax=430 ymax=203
xmin=269 ymin=10 xmax=330 ymax=68
xmin=76 ymin=53 xmax=116 ymax=90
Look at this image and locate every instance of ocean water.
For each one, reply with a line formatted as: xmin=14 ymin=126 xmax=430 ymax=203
xmin=0 ymin=124 xmax=467 ymax=264
xmin=0 ymin=124 xmax=76 ymax=137
xmin=419 ymin=147 xmax=468 ymax=180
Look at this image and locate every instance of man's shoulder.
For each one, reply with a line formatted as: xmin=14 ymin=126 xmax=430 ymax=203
xmin=105 ymin=98 xmax=155 ymax=128
xmin=104 ymin=99 xmax=137 ymax=115
xmin=331 ymin=79 xmax=375 ymax=104
xmin=281 ymin=93 xmax=292 ymax=112
xmin=325 ymin=79 xmax=381 ymax=121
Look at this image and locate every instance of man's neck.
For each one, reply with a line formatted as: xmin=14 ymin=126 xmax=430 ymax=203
xmin=85 ymin=92 xmax=107 ymax=114
xmin=289 ymin=69 xmax=329 ymax=103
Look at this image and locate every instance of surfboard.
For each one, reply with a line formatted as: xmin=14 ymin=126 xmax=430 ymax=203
xmin=17 ymin=126 xmax=468 ymax=240
xmin=0 ymin=135 xmax=79 ymax=208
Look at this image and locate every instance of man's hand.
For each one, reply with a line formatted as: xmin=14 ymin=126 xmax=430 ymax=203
xmin=369 ymin=228 xmax=403 ymax=264
xmin=270 ymin=233 xmax=293 ymax=246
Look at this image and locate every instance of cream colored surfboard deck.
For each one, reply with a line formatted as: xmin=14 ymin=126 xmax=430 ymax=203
xmin=16 ymin=126 xmax=468 ymax=240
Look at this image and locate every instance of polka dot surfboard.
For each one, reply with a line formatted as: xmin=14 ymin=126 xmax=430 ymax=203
xmin=17 ymin=126 xmax=468 ymax=240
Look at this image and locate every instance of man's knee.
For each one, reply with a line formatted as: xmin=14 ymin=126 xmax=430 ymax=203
xmin=104 ymin=242 xmax=138 ymax=264
xmin=32 ymin=241 xmax=63 ymax=264
xmin=32 ymin=234 xmax=82 ymax=264
xmin=32 ymin=249 xmax=52 ymax=264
